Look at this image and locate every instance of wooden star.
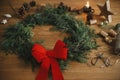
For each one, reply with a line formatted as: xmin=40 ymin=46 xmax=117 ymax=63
xmin=97 ymin=1 xmax=113 ymax=22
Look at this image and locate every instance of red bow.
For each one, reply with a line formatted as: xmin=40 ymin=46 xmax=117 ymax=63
xmin=32 ymin=40 xmax=68 ymax=80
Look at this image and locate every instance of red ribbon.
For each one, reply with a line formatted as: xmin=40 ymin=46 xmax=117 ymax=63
xmin=32 ymin=40 xmax=68 ymax=80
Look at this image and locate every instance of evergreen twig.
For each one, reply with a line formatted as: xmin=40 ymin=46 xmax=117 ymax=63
xmin=1 ymin=4 xmax=98 ymax=70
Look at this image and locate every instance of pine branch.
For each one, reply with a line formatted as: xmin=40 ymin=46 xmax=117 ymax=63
xmin=1 ymin=4 xmax=98 ymax=70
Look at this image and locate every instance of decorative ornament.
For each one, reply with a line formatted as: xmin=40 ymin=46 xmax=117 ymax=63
xmin=1 ymin=19 xmax=7 ymax=24
xmin=22 ymin=2 xmax=30 ymax=12
xmin=30 ymin=0 xmax=36 ymax=7
xmin=56 ymin=2 xmax=71 ymax=14
xmin=86 ymin=12 xmax=93 ymax=24
xmin=97 ymin=0 xmax=113 ymax=23
xmin=18 ymin=7 xmax=26 ymax=17
xmin=82 ymin=1 xmax=95 ymax=24
xmin=8 ymin=1 xmax=36 ymax=18
xmin=83 ymin=1 xmax=94 ymax=14
xmin=32 ymin=40 xmax=68 ymax=80
xmin=4 ymin=14 xmax=12 ymax=18
xmin=99 ymin=21 xmax=109 ymax=27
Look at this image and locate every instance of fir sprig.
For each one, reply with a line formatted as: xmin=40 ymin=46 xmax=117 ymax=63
xmin=1 ymin=4 xmax=98 ymax=70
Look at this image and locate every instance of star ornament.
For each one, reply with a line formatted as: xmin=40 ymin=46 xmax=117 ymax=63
xmin=97 ymin=1 xmax=113 ymax=22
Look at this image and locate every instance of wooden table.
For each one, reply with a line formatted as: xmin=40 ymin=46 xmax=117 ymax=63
xmin=0 ymin=0 xmax=120 ymax=80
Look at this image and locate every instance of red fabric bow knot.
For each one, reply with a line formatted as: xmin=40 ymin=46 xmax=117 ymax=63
xmin=32 ymin=40 xmax=68 ymax=80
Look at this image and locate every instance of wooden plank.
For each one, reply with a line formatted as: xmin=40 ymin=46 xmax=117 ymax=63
xmin=0 ymin=0 xmax=120 ymax=80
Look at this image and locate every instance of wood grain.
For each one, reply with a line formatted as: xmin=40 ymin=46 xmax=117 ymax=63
xmin=0 ymin=0 xmax=120 ymax=80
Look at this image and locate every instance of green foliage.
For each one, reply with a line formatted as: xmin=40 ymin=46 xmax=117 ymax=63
xmin=114 ymin=23 xmax=120 ymax=30
xmin=64 ymin=21 xmax=97 ymax=63
xmin=1 ymin=23 xmax=38 ymax=69
xmin=1 ymin=4 xmax=98 ymax=70
xmin=23 ymin=15 xmax=36 ymax=27
xmin=1 ymin=23 xmax=33 ymax=52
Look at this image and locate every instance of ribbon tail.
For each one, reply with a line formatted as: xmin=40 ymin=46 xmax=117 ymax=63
xmin=36 ymin=58 xmax=50 ymax=80
xmin=50 ymin=58 xmax=64 ymax=80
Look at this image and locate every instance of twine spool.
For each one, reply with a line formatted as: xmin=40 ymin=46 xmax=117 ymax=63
xmin=100 ymin=30 xmax=109 ymax=37
xmin=105 ymin=37 xmax=112 ymax=43
xmin=90 ymin=19 xmax=97 ymax=25
xmin=109 ymin=29 xmax=117 ymax=37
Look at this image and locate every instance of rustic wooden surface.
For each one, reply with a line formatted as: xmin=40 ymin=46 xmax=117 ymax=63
xmin=0 ymin=0 xmax=120 ymax=80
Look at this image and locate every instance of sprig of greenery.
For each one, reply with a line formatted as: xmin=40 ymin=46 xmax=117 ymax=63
xmin=1 ymin=4 xmax=98 ymax=70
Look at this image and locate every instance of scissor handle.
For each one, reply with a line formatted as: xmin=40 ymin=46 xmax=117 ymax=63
xmin=101 ymin=57 xmax=111 ymax=67
xmin=91 ymin=57 xmax=99 ymax=65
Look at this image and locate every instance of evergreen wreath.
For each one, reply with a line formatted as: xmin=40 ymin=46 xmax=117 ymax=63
xmin=0 ymin=4 xmax=98 ymax=70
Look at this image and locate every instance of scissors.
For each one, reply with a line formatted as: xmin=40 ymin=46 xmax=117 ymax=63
xmin=91 ymin=53 xmax=111 ymax=67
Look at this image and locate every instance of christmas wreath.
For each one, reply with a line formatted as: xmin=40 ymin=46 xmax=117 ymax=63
xmin=1 ymin=4 xmax=98 ymax=70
